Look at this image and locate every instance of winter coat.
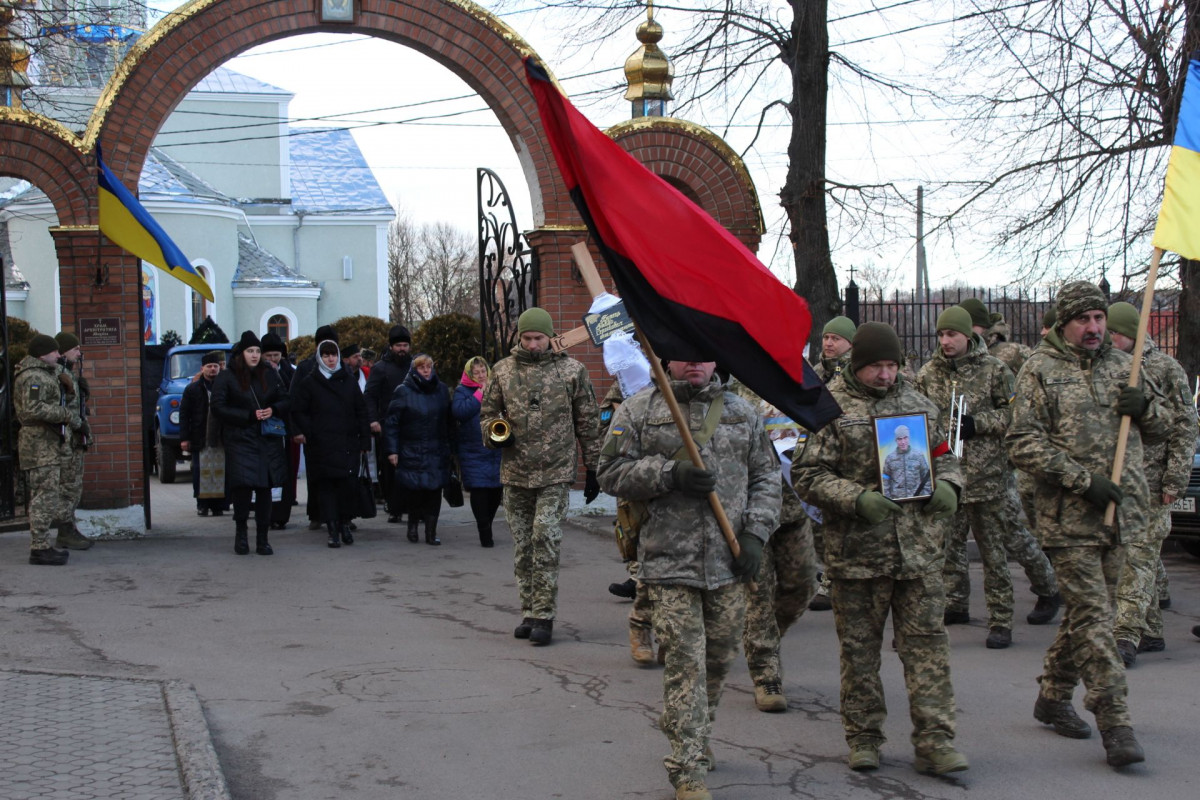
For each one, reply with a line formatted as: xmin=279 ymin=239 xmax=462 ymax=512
xmin=179 ymin=376 xmax=216 ymax=452
xmin=364 ymin=350 xmax=413 ymax=423
xmin=452 ymin=381 xmax=502 ymax=489
xmin=983 ymin=316 xmax=1031 ymax=375
xmin=211 ymin=367 xmax=291 ymax=489
xmin=291 ymin=368 xmax=370 ymax=480
xmin=1136 ymin=339 xmax=1196 ymax=498
xmin=13 ymin=356 xmax=73 ymax=469
xmin=383 ymin=371 xmax=452 ymax=491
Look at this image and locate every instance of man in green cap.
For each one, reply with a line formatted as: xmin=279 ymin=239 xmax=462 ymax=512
xmin=794 ymin=321 xmax=968 ymax=776
xmin=959 ymin=297 xmax=1031 ymax=375
xmin=13 ymin=334 xmax=78 ymax=565
xmin=1007 ymin=281 xmax=1167 ymax=768
xmin=1104 ymin=302 xmax=1195 ymax=666
xmin=817 ymin=316 xmax=856 ymax=382
xmin=53 ymin=331 xmax=94 ymax=550
xmin=481 ymin=307 xmax=601 ymax=646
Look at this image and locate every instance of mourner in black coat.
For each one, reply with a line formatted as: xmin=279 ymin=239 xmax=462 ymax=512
xmin=179 ymin=351 xmax=228 ymax=515
xmin=383 ymin=354 xmax=451 ymax=545
xmin=261 ymin=331 xmax=298 ymax=529
xmin=365 ymin=324 xmax=412 ymax=522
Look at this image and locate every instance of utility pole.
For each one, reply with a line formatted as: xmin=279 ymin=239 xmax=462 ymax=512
xmin=916 ymin=185 xmax=929 ymax=299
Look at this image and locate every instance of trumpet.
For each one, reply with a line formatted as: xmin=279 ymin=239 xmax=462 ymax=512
xmin=948 ymin=381 xmax=968 ymax=459
xmin=488 ymin=418 xmax=513 ymax=447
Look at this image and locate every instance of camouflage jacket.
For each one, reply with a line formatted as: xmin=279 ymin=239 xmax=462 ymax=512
xmin=727 ymin=378 xmax=805 ymax=526
xmin=816 ymin=351 xmax=852 ymax=383
xmin=13 ymin=356 xmax=73 ymax=469
xmin=1006 ymin=331 xmax=1169 ymax=547
xmin=914 ymin=334 xmax=1016 ymax=502
xmin=597 ymin=378 xmax=781 ymax=589
xmin=480 ymin=345 xmax=600 ymax=488
xmin=60 ymin=363 xmax=89 ymax=450
xmin=792 ymin=371 xmax=963 ymax=580
xmin=1138 ymin=340 xmax=1196 ymax=497
xmin=984 ymin=317 xmax=1031 ymax=375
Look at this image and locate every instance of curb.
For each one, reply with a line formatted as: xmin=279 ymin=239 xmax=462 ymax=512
xmin=164 ymin=680 xmax=233 ymax=800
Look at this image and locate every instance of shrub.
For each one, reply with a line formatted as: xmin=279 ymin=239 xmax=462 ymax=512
xmin=288 ymin=335 xmax=314 ymax=364
xmin=412 ymin=313 xmax=493 ymax=380
xmin=333 ymin=315 xmax=390 ymax=357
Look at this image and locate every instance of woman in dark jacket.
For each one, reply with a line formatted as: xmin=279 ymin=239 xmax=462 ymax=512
xmin=384 ymin=354 xmax=451 ymax=545
xmin=211 ymin=330 xmax=290 ymax=556
xmin=179 ymin=351 xmax=229 ymax=517
xmin=291 ymin=339 xmax=370 ymax=548
xmin=452 ymin=356 xmax=503 ymax=547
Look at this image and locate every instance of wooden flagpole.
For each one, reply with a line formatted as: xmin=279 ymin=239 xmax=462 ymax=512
xmin=1104 ymin=247 xmax=1162 ymax=526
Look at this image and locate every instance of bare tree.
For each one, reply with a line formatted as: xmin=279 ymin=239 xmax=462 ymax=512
xmin=388 ymin=213 xmax=478 ymax=323
xmin=388 ymin=211 xmax=422 ymax=324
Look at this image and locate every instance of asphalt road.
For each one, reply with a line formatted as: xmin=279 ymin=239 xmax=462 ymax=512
xmin=1 ymin=475 xmax=1198 ymax=800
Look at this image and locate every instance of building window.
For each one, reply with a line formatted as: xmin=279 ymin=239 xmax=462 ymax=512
xmin=267 ymin=314 xmax=290 ymax=341
xmin=191 ymin=264 xmax=211 ymax=331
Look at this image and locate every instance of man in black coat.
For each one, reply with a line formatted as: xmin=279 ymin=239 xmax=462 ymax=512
xmin=179 ymin=351 xmax=228 ymax=516
xmin=295 ymin=325 xmax=338 ymax=529
xmin=364 ymin=324 xmax=412 ymax=522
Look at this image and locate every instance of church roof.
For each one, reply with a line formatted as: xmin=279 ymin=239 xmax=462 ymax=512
xmin=0 ymin=219 xmax=31 ymax=290
xmin=191 ymin=67 xmax=293 ymax=98
xmin=233 ymin=232 xmax=318 ymax=289
xmin=288 ymin=127 xmax=393 ymax=215
xmin=140 ymin=148 xmax=235 ymax=205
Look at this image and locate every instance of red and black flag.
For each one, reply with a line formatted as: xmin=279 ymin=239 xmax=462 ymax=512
xmin=526 ymin=58 xmax=841 ymax=431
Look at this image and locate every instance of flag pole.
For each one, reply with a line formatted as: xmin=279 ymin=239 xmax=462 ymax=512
xmin=1104 ymin=247 xmax=1162 ymax=526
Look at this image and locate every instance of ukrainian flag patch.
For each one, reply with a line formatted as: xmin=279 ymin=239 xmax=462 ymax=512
xmin=611 ymin=426 xmax=626 ymax=436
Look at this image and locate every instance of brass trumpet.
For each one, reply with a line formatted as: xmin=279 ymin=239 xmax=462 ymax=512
xmin=488 ymin=418 xmax=513 ymax=446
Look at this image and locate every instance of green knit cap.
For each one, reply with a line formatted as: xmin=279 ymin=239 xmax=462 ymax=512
xmin=822 ymin=315 xmax=857 ymax=344
xmin=851 ymin=322 xmax=902 ymax=371
xmin=935 ymin=307 xmax=973 ymax=338
xmin=55 ymin=331 xmax=80 ymax=352
xmin=28 ymin=334 xmax=59 ymax=358
xmin=517 ymin=307 xmax=554 ymax=337
xmin=958 ymin=298 xmax=991 ymax=329
xmin=1106 ymin=301 xmax=1139 ymax=339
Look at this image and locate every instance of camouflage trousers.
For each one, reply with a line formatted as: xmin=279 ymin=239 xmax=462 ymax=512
xmin=26 ymin=464 xmax=73 ymax=550
xmin=830 ymin=571 xmax=957 ymax=750
xmin=742 ymin=518 xmax=818 ymax=685
xmin=943 ymin=502 xmax=1014 ymax=628
xmin=650 ymin=581 xmax=746 ymax=787
xmin=626 ymin=560 xmax=654 ymax=630
xmin=60 ymin=449 xmax=85 ymax=516
xmin=811 ymin=521 xmax=831 ymax=596
xmin=1039 ymin=545 xmax=1130 ymax=730
xmin=1114 ymin=505 xmax=1170 ymax=646
xmin=503 ymin=483 xmax=569 ymax=621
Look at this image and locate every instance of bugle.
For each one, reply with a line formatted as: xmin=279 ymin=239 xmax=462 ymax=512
xmin=488 ymin=418 xmax=513 ymax=446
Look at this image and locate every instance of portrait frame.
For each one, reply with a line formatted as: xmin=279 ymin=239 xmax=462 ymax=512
xmin=873 ymin=412 xmax=935 ymax=503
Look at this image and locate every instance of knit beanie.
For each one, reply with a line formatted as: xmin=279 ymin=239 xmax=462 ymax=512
xmin=822 ymin=316 xmax=857 ymax=344
xmin=1042 ymin=306 xmax=1056 ymax=330
xmin=851 ymin=322 xmax=902 ymax=372
xmin=28 ymin=334 xmax=58 ymax=358
xmin=260 ymin=332 xmax=286 ymax=355
xmin=314 ymin=324 xmax=339 ymax=344
xmin=233 ymin=330 xmax=261 ymax=355
xmin=54 ymin=331 xmax=80 ymax=352
xmin=1106 ymin=301 xmax=1139 ymax=339
xmin=340 ymin=343 xmax=361 ymax=358
xmin=202 ymin=351 xmax=224 ymax=366
xmin=1055 ymin=281 xmax=1107 ymax=329
xmin=389 ymin=325 xmax=411 ymax=345
xmin=958 ymin=298 xmax=991 ymax=329
xmin=517 ymin=307 xmax=555 ymax=338
xmin=935 ymin=307 xmax=974 ymax=338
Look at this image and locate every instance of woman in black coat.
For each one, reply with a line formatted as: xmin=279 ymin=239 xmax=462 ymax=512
xmin=211 ymin=330 xmax=290 ymax=556
xmin=383 ymin=354 xmax=451 ymax=545
xmin=291 ymin=339 xmax=370 ymax=548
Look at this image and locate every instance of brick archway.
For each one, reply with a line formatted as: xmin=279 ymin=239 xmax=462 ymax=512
xmin=0 ymin=115 xmax=90 ymax=224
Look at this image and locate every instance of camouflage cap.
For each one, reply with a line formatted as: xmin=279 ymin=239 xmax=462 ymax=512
xmin=1054 ymin=281 xmax=1107 ymax=328
xmin=1106 ymin=301 xmax=1138 ymax=339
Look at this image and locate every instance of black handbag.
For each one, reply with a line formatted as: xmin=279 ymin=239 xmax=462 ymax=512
xmin=356 ymin=453 xmax=378 ymax=519
xmin=443 ymin=463 xmax=464 ymax=508
xmin=251 ymin=387 xmax=286 ymax=437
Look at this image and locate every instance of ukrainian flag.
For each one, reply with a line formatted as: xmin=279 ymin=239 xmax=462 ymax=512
xmin=1153 ymin=52 xmax=1200 ymax=261
xmin=97 ymin=148 xmax=214 ymax=301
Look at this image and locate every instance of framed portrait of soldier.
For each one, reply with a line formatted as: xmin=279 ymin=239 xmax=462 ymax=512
xmin=873 ymin=413 xmax=934 ymax=502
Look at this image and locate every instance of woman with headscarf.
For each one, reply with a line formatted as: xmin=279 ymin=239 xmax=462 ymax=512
xmin=384 ymin=354 xmax=452 ymax=545
xmin=452 ymin=356 xmax=503 ymax=547
xmin=291 ymin=339 xmax=371 ymax=548
xmin=211 ymin=330 xmax=290 ymax=556
xmin=261 ymin=332 xmax=298 ymax=530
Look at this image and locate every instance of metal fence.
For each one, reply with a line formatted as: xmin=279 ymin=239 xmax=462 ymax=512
xmin=844 ymin=283 xmax=1181 ymax=369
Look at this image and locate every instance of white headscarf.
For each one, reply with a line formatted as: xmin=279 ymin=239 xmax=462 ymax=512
xmin=316 ymin=340 xmax=342 ymax=379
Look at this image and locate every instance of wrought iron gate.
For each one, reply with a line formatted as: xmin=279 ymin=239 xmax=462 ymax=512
xmin=477 ymin=168 xmax=537 ymax=363
xmin=0 ymin=256 xmax=15 ymax=519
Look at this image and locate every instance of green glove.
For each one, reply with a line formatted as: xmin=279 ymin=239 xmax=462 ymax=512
xmin=673 ymin=461 xmax=717 ymax=496
xmin=1116 ymin=386 xmax=1149 ymax=418
xmin=855 ymin=491 xmax=902 ymax=525
xmin=1081 ymin=473 xmax=1124 ymax=509
xmin=925 ymin=480 xmax=959 ymax=521
xmin=732 ymin=534 xmax=764 ymax=580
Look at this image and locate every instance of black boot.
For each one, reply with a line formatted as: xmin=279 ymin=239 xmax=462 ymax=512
xmin=234 ymin=521 xmax=250 ymax=555
xmin=479 ymin=526 xmax=494 ymax=548
xmin=256 ymin=525 xmax=273 ymax=556
xmin=340 ymin=520 xmax=354 ymax=546
xmin=407 ymin=519 xmax=420 ymax=543
xmin=326 ymin=521 xmax=341 ymax=549
xmin=425 ymin=516 xmax=441 ymax=546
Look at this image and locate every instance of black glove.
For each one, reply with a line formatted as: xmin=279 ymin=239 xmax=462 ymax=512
xmin=673 ymin=461 xmax=716 ymax=496
xmin=732 ymin=534 xmax=764 ymax=580
xmin=584 ymin=469 xmax=601 ymax=504
xmin=855 ymin=491 xmax=902 ymax=525
xmin=959 ymin=414 xmax=976 ymax=441
xmin=1116 ymin=386 xmax=1149 ymax=418
xmin=1081 ymin=473 xmax=1124 ymax=509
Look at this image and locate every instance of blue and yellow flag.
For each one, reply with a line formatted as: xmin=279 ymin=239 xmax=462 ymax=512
xmin=97 ymin=149 xmax=214 ymax=301
xmin=1153 ymin=52 xmax=1200 ymax=261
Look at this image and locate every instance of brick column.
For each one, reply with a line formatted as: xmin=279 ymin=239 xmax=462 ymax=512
xmin=51 ymin=226 xmax=145 ymax=521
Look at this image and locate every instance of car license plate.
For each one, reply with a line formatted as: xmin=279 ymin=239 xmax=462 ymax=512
xmin=1169 ymin=496 xmax=1196 ymax=513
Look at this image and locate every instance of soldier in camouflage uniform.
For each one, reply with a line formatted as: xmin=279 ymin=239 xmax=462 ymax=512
xmin=1104 ymin=303 xmax=1196 ymax=665
xmin=54 ymin=332 xmax=94 ymax=550
xmin=1006 ymin=281 xmax=1168 ymax=769
xmin=959 ymin=297 xmax=1031 ymax=375
xmin=480 ymin=308 xmax=601 ymax=646
xmin=598 ymin=360 xmax=779 ymax=800
xmin=794 ymin=322 xmax=968 ymax=776
xmin=13 ymin=335 xmax=78 ymax=565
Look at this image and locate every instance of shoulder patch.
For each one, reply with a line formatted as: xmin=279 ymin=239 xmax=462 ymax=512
xmin=610 ymin=425 xmax=625 ymax=436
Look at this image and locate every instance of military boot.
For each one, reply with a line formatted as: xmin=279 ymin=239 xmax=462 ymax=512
xmin=608 ymin=578 xmax=636 ymax=599
xmin=1027 ymin=592 xmax=1062 ymax=625
xmin=754 ymin=681 xmax=788 ymax=713
xmin=913 ymin=744 xmax=969 ymax=775
xmin=1101 ymin=726 xmax=1145 ymax=768
xmin=1137 ymin=636 xmax=1165 ymax=653
xmin=847 ymin=743 xmax=881 ymax=771
xmin=529 ymin=619 xmax=553 ymax=645
xmin=29 ymin=547 xmax=69 ymax=566
xmin=326 ymin=521 xmax=341 ymax=549
xmin=234 ymin=521 xmax=250 ymax=555
xmin=56 ymin=522 xmax=93 ymax=551
xmin=1033 ymin=694 xmax=1092 ymax=738
xmin=1117 ymin=639 xmax=1137 ymax=667
xmin=407 ymin=519 xmax=420 ymax=543
xmin=514 ymin=618 xmax=535 ymax=639
xmin=674 ymin=779 xmax=711 ymax=800
xmin=629 ymin=624 xmax=655 ymax=665
xmin=985 ymin=627 xmax=1012 ymax=649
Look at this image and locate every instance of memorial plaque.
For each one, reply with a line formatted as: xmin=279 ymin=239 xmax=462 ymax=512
xmin=78 ymin=317 xmax=122 ymax=346
xmin=583 ymin=301 xmax=635 ymax=346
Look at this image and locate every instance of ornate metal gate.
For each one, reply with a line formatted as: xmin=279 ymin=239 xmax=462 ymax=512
xmin=477 ymin=168 xmax=537 ymax=363
xmin=0 ymin=256 xmax=15 ymax=519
